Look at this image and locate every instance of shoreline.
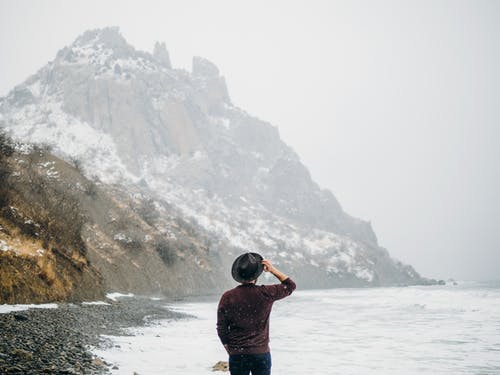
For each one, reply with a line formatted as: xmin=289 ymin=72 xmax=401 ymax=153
xmin=2 ymin=283 xmax=497 ymax=374
xmin=86 ymin=284 xmax=500 ymax=374
xmin=0 ymin=296 xmax=186 ymax=374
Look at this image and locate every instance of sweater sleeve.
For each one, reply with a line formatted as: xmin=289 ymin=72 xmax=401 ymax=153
xmin=216 ymin=296 xmax=229 ymax=345
xmin=262 ymin=277 xmax=297 ymax=301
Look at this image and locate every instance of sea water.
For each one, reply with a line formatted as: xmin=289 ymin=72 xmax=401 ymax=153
xmin=93 ymin=282 xmax=500 ymax=374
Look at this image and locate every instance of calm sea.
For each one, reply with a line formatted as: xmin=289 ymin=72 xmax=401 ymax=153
xmin=93 ymin=281 xmax=500 ymax=374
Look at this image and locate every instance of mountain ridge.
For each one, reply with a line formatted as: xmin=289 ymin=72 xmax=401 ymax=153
xmin=0 ymin=27 xmax=438 ymax=302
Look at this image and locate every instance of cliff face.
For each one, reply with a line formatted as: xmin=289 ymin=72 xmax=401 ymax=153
xmin=0 ymin=133 xmax=229 ymax=304
xmin=0 ymin=27 xmax=433 ymax=302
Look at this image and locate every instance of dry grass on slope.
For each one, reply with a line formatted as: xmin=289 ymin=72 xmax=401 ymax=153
xmin=0 ymin=133 xmax=104 ymax=304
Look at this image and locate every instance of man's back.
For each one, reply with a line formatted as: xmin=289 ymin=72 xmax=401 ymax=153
xmin=217 ymin=278 xmax=296 ymax=355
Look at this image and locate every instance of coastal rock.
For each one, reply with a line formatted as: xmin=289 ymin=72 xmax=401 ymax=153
xmin=13 ymin=314 xmax=28 ymax=321
xmin=12 ymin=348 xmax=33 ymax=360
xmin=212 ymin=360 xmax=229 ymax=372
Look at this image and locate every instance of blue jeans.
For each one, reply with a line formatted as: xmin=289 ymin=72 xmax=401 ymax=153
xmin=229 ymin=352 xmax=272 ymax=375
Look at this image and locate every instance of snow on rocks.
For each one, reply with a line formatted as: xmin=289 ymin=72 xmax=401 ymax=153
xmin=113 ymin=233 xmax=133 ymax=244
xmin=3 ymin=99 xmax=136 ymax=184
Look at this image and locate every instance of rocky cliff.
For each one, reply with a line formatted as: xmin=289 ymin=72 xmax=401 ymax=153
xmin=0 ymin=132 xmax=229 ymax=304
xmin=0 ymin=27 xmax=435 ymax=302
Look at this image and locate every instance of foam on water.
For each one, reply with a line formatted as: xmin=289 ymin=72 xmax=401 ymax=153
xmin=93 ymin=282 xmax=500 ymax=374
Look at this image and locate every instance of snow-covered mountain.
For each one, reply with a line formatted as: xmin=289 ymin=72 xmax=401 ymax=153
xmin=0 ymin=27 xmax=433 ymax=289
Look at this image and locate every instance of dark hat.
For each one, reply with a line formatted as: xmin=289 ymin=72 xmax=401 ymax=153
xmin=231 ymin=252 xmax=264 ymax=283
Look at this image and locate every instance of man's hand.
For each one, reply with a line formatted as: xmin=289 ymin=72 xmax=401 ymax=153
xmin=262 ymin=259 xmax=289 ymax=282
xmin=262 ymin=259 xmax=275 ymax=273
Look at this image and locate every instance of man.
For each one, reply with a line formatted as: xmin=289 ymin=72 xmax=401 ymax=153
xmin=217 ymin=252 xmax=296 ymax=375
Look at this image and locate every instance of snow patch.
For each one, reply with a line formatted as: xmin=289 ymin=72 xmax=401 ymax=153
xmin=82 ymin=301 xmax=111 ymax=306
xmin=0 ymin=303 xmax=58 ymax=314
xmin=114 ymin=233 xmax=133 ymax=243
xmin=106 ymin=292 xmax=134 ymax=301
xmin=4 ymin=100 xmax=137 ymax=184
xmin=0 ymin=239 xmax=11 ymax=252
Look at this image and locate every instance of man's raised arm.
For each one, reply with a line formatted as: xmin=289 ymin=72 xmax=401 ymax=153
xmin=261 ymin=259 xmax=296 ymax=300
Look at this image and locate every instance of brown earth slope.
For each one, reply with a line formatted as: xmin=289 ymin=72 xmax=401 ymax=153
xmin=0 ymin=135 xmax=104 ymax=303
xmin=0 ymin=133 xmax=229 ymax=304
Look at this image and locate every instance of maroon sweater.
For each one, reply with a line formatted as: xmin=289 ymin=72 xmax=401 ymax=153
xmin=217 ymin=278 xmax=296 ymax=355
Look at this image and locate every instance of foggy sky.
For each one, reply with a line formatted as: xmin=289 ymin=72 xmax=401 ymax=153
xmin=1 ymin=0 xmax=499 ymax=281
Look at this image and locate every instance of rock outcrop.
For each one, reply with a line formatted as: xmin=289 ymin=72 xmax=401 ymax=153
xmin=153 ymin=41 xmax=172 ymax=69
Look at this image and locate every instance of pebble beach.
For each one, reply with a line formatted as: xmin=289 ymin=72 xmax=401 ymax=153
xmin=0 ymin=295 xmax=183 ymax=374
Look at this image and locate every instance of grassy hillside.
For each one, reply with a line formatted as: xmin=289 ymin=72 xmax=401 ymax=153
xmin=0 ymin=133 xmax=104 ymax=303
xmin=0 ymin=132 xmax=229 ymax=304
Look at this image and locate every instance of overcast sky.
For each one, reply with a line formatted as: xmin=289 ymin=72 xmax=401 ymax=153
xmin=1 ymin=0 xmax=499 ymax=281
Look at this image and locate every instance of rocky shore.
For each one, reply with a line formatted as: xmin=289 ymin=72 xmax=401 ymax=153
xmin=0 ymin=296 xmax=185 ymax=374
